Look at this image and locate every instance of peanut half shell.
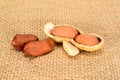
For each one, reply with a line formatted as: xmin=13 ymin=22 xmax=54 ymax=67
xmin=71 ymin=33 xmax=104 ymax=52
xmin=44 ymin=22 xmax=104 ymax=52
xmin=44 ymin=22 xmax=83 ymax=43
xmin=63 ymin=41 xmax=79 ymax=56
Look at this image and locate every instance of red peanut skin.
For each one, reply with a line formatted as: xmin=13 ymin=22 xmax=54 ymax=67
xmin=75 ymin=34 xmax=99 ymax=46
xmin=11 ymin=34 xmax=39 ymax=50
xmin=51 ymin=26 xmax=78 ymax=39
xmin=23 ymin=38 xmax=55 ymax=57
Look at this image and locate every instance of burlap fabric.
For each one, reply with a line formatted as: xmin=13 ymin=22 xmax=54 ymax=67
xmin=0 ymin=0 xmax=120 ymax=80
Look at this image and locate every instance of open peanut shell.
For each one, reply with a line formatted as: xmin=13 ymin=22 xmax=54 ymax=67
xmin=44 ymin=22 xmax=104 ymax=52
xmin=44 ymin=22 xmax=83 ymax=43
xmin=71 ymin=33 xmax=104 ymax=52
xmin=63 ymin=41 xmax=80 ymax=56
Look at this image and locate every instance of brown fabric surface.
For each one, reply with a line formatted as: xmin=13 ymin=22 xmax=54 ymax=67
xmin=0 ymin=0 xmax=120 ymax=80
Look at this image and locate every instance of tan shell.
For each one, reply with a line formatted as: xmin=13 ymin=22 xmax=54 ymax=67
xmin=44 ymin=22 xmax=83 ymax=43
xmin=44 ymin=22 xmax=104 ymax=52
xmin=63 ymin=41 xmax=79 ymax=56
xmin=71 ymin=33 xmax=104 ymax=52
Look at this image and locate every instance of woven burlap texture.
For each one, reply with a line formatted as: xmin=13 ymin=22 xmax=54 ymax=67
xmin=0 ymin=0 xmax=120 ymax=80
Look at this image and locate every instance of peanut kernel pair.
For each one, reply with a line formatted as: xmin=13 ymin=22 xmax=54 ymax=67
xmin=44 ymin=22 xmax=104 ymax=56
xmin=12 ymin=34 xmax=55 ymax=57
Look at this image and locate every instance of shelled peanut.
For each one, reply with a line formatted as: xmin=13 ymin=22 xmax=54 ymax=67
xmin=51 ymin=26 xmax=78 ymax=39
xmin=24 ymin=38 xmax=55 ymax=57
xmin=11 ymin=34 xmax=39 ymax=50
xmin=11 ymin=34 xmax=55 ymax=57
xmin=75 ymin=34 xmax=99 ymax=46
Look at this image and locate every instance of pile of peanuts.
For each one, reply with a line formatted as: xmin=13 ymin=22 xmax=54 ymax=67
xmin=12 ymin=22 xmax=104 ymax=57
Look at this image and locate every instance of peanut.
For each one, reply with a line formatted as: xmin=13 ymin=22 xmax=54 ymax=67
xmin=23 ymin=38 xmax=55 ymax=57
xmin=75 ymin=34 xmax=99 ymax=46
xmin=63 ymin=41 xmax=79 ymax=56
xmin=11 ymin=34 xmax=39 ymax=50
xmin=51 ymin=26 xmax=78 ymax=39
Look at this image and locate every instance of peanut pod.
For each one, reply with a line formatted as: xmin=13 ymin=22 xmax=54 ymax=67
xmin=44 ymin=22 xmax=104 ymax=53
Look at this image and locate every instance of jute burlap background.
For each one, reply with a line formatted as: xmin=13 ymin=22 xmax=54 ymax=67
xmin=0 ymin=0 xmax=120 ymax=80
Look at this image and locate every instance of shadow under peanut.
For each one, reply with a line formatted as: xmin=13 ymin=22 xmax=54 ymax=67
xmin=79 ymin=49 xmax=104 ymax=56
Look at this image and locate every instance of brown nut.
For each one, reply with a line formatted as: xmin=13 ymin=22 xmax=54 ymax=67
xmin=51 ymin=26 xmax=78 ymax=39
xmin=11 ymin=34 xmax=39 ymax=50
xmin=75 ymin=34 xmax=99 ymax=46
xmin=23 ymin=38 xmax=55 ymax=57
xmin=72 ymin=33 xmax=104 ymax=52
xmin=44 ymin=22 xmax=83 ymax=43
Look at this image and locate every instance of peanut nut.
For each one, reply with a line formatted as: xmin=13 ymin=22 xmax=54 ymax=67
xmin=75 ymin=34 xmax=99 ymax=46
xmin=72 ymin=33 xmax=104 ymax=52
xmin=11 ymin=34 xmax=39 ymax=50
xmin=51 ymin=26 xmax=78 ymax=39
xmin=44 ymin=22 xmax=83 ymax=43
xmin=23 ymin=38 xmax=55 ymax=57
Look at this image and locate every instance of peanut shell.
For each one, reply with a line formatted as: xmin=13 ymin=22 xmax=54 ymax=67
xmin=63 ymin=41 xmax=79 ymax=56
xmin=72 ymin=33 xmax=104 ymax=52
xmin=44 ymin=22 xmax=104 ymax=52
xmin=44 ymin=22 xmax=83 ymax=43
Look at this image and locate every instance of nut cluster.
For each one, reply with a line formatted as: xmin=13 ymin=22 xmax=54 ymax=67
xmin=12 ymin=22 xmax=104 ymax=57
xmin=12 ymin=34 xmax=55 ymax=57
